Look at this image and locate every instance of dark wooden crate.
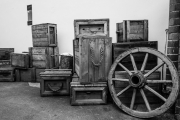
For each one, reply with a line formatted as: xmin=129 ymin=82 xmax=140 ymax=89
xmin=0 ymin=48 xmax=14 ymax=67
xmin=29 ymin=47 xmax=59 ymax=69
xmin=70 ymin=80 xmax=107 ymax=105
xmin=116 ymin=20 xmax=148 ymax=42
xmin=32 ymin=23 xmax=57 ymax=47
xmin=112 ymin=41 xmax=158 ymax=71
xmin=11 ymin=53 xmax=29 ymax=69
xmin=74 ymin=19 xmax=109 ymax=38
xmin=40 ymin=69 xmax=72 ymax=96
xmin=15 ymin=68 xmax=35 ymax=82
xmin=0 ymin=67 xmax=14 ymax=82
xmin=59 ymin=55 xmax=73 ymax=69
xmin=35 ymin=68 xmax=45 ymax=82
xmin=73 ymin=36 xmax=112 ymax=83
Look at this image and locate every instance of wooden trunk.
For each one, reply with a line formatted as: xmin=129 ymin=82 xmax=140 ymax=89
xmin=74 ymin=19 xmax=109 ymax=38
xmin=116 ymin=20 xmax=148 ymax=42
xmin=40 ymin=69 xmax=72 ymax=96
xmin=29 ymin=47 xmax=59 ymax=69
xmin=15 ymin=68 xmax=35 ymax=82
xmin=70 ymin=79 xmax=107 ymax=105
xmin=112 ymin=41 xmax=158 ymax=71
xmin=35 ymin=68 xmax=45 ymax=82
xmin=11 ymin=53 xmax=29 ymax=69
xmin=73 ymin=36 xmax=112 ymax=83
xmin=0 ymin=48 xmax=14 ymax=67
xmin=0 ymin=67 xmax=14 ymax=82
xmin=32 ymin=23 xmax=57 ymax=47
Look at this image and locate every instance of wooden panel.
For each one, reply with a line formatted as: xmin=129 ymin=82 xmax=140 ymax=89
xmin=11 ymin=53 xmax=29 ymax=69
xmin=15 ymin=68 xmax=35 ymax=82
xmin=35 ymin=68 xmax=45 ymax=82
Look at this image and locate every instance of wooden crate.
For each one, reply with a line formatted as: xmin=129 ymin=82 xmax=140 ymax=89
xmin=32 ymin=23 xmax=57 ymax=47
xmin=0 ymin=67 xmax=14 ymax=82
xmin=116 ymin=20 xmax=148 ymax=42
xmin=74 ymin=19 xmax=109 ymax=38
xmin=73 ymin=36 xmax=112 ymax=83
xmin=0 ymin=48 xmax=14 ymax=67
xmin=112 ymin=41 xmax=158 ymax=71
xmin=29 ymin=47 xmax=59 ymax=69
xmin=70 ymin=80 xmax=107 ymax=105
xmin=35 ymin=68 xmax=45 ymax=82
xmin=40 ymin=69 xmax=72 ymax=96
xmin=114 ymin=71 xmax=161 ymax=105
xmin=11 ymin=53 xmax=29 ymax=69
xmin=15 ymin=68 xmax=35 ymax=82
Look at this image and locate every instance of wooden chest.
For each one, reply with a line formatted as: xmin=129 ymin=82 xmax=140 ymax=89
xmin=32 ymin=23 xmax=57 ymax=47
xmin=70 ymin=80 xmax=107 ymax=105
xmin=74 ymin=19 xmax=109 ymax=38
xmin=40 ymin=69 xmax=72 ymax=96
xmin=11 ymin=53 xmax=29 ymax=69
xmin=116 ymin=20 xmax=148 ymax=42
xmin=35 ymin=68 xmax=45 ymax=82
xmin=29 ymin=47 xmax=59 ymax=69
xmin=0 ymin=67 xmax=14 ymax=82
xmin=15 ymin=68 xmax=35 ymax=82
xmin=0 ymin=48 xmax=14 ymax=67
xmin=112 ymin=41 xmax=158 ymax=71
xmin=73 ymin=36 xmax=112 ymax=83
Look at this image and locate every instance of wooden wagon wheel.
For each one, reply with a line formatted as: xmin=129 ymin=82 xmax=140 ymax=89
xmin=108 ymin=47 xmax=179 ymax=118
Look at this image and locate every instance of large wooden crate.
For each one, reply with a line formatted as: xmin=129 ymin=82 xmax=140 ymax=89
xmin=11 ymin=53 xmax=29 ymax=69
xmin=73 ymin=36 xmax=112 ymax=83
xmin=15 ymin=68 xmax=35 ymax=82
xmin=112 ymin=41 xmax=158 ymax=71
xmin=116 ymin=20 xmax=148 ymax=42
xmin=29 ymin=47 xmax=59 ymax=69
xmin=0 ymin=67 xmax=14 ymax=82
xmin=32 ymin=23 xmax=57 ymax=47
xmin=74 ymin=19 xmax=109 ymax=38
xmin=0 ymin=48 xmax=14 ymax=67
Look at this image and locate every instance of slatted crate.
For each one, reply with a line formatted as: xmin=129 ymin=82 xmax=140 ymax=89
xmin=32 ymin=23 xmax=57 ymax=47
xmin=0 ymin=67 xmax=14 ymax=82
xmin=73 ymin=36 xmax=112 ymax=83
xmin=116 ymin=20 xmax=148 ymax=42
xmin=74 ymin=19 xmax=109 ymax=38
xmin=29 ymin=47 xmax=59 ymax=69
xmin=11 ymin=53 xmax=29 ymax=69
xmin=112 ymin=41 xmax=158 ymax=71
xmin=15 ymin=68 xmax=35 ymax=82
xmin=0 ymin=48 xmax=14 ymax=67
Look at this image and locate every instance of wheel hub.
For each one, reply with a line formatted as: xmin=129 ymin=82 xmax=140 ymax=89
xmin=129 ymin=72 xmax=146 ymax=88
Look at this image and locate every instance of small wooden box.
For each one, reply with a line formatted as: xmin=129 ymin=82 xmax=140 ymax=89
xmin=40 ymin=69 xmax=72 ymax=96
xmin=116 ymin=20 xmax=148 ymax=42
xmin=74 ymin=19 xmax=109 ymax=38
xmin=35 ymin=68 xmax=45 ymax=82
xmin=70 ymin=81 xmax=107 ymax=105
xmin=29 ymin=47 xmax=59 ymax=69
xmin=0 ymin=67 xmax=14 ymax=82
xmin=112 ymin=41 xmax=158 ymax=71
xmin=73 ymin=36 xmax=112 ymax=83
xmin=15 ymin=68 xmax=35 ymax=82
xmin=32 ymin=23 xmax=57 ymax=47
xmin=0 ymin=48 xmax=14 ymax=67
xmin=11 ymin=53 xmax=29 ymax=69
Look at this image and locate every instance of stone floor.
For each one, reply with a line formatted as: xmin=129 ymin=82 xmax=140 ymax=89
xmin=0 ymin=82 xmax=176 ymax=120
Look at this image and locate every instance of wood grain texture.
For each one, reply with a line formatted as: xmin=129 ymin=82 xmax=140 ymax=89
xmin=11 ymin=53 xmax=29 ymax=69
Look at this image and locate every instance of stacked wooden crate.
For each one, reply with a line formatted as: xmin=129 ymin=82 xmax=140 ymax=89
xmin=71 ymin=19 xmax=112 ymax=105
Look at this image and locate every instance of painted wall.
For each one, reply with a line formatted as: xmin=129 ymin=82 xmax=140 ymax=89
xmin=0 ymin=0 xmax=169 ymax=54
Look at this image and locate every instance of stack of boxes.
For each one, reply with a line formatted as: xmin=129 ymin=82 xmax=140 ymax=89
xmin=70 ymin=19 xmax=112 ymax=105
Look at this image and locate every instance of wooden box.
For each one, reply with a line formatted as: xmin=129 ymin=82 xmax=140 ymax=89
xmin=0 ymin=48 xmax=14 ymax=67
xmin=70 ymin=81 xmax=107 ymax=105
xmin=0 ymin=67 xmax=14 ymax=82
xmin=11 ymin=53 xmax=29 ymax=69
xmin=40 ymin=69 xmax=72 ymax=96
xmin=116 ymin=20 xmax=148 ymax=42
xmin=35 ymin=68 xmax=45 ymax=82
xmin=73 ymin=36 xmax=112 ymax=83
xmin=29 ymin=47 xmax=59 ymax=69
xmin=112 ymin=41 xmax=158 ymax=71
xmin=32 ymin=23 xmax=57 ymax=47
xmin=15 ymin=68 xmax=35 ymax=82
xmin=74 ymin=19 xmax=109 ymax=38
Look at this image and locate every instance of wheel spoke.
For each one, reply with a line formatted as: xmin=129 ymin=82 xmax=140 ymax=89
xmin=130 ymin=89 xmax=137 ymax=109
xmin=140 ymin=89 xmax=151 ymax=111
xmin=145 ymin=85 xmax=167 ymax=102
xmin=144 ymin=62 xmax=165 ymax=78
xmin=130 ymin=54 xmax=138 ymax=73
xmin=147 ymin=80 xmax=172 ymax=84
xmin=111 ymin=78 xmax=129 ymax=82
xmin=118 ymin=63 xmax=132 ymax=76
xmin=141 ymin=53 xmax=149 ymax=71
xmin=117 ymin=85 xmax=131 ymax=97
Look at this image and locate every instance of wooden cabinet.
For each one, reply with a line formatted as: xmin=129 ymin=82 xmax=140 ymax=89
xmin=11 ymin=53 xmax=29 ymax=69
xmin=32 ymin=23 xmax=57 ymax=47
xmin=73 ymin=36 xmax=112 ymax=83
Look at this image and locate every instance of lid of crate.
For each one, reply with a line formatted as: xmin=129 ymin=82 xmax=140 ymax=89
xmin=40 ymin=69 xmax=72 ymax=76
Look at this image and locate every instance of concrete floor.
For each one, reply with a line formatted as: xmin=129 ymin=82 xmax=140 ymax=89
xmin=0 ymin=82 xmax=176 ymax=120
